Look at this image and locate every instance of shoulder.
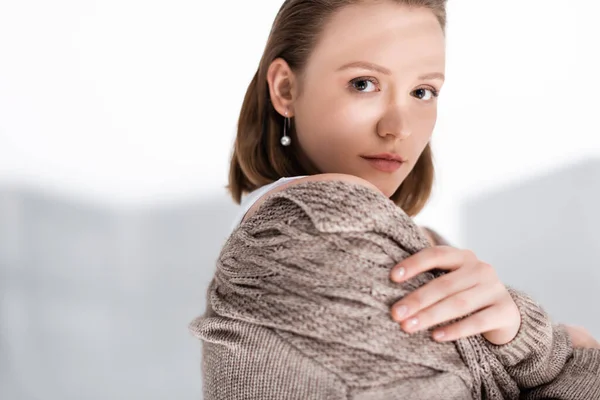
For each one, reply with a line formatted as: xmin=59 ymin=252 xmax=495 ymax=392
xmin=241 ymin=173 xmax=383 ymax=224
xmin=241 ymin=173 xmax=423 ymax=240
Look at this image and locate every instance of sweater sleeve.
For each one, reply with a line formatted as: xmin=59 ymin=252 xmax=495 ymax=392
xmin=520 ymin=348 xmax=600 ymax=399
xmin=485 ymin=286 xmax=572 ymax=387
xmin=198 ymin=179 xmax=599 ymax=399
xmin=485 ymin=287 xmax=600 ymax=398
xmin=197 ymin=180 xmax=480 ymax=399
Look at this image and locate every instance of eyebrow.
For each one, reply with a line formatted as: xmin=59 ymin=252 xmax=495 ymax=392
xmin=336 ymin=61 xmax=445 ymax=81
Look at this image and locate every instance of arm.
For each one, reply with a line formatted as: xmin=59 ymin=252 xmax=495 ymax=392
xmin=520 ymin=348 xmax=600 ymax=399
xmin=202 ymin=178 xmax=598 ymax=399
xmin=201 ymin=179 xmax=481 ymax=398
xmin=422 ymin=226 xmax=600 ymax=398
xmin=487 ymin=287 xmax=600 ymax=399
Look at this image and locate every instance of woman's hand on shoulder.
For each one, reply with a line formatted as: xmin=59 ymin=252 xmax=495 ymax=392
xmin=389 ymin=245 xmax=521 ymax=346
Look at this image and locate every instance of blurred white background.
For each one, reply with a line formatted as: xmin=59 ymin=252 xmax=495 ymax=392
xmin=1 ymin=0 xmax=599 ymax=398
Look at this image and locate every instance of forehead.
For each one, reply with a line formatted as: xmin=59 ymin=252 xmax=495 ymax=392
xmin=307 ymin=2 xmax=445 ymax=73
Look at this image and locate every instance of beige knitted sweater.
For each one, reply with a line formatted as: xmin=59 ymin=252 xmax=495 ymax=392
xmin=189 ymin=180 xmax=600 ymax=399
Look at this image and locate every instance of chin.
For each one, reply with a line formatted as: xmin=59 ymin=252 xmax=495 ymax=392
xmin=371 ymin=181 xmax=402 ymax=199
xmin=375 ymin=176 xmax=405 ymax=199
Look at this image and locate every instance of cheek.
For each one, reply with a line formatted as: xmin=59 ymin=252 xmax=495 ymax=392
xmin=412 ymin=106 xmax=437 ymax=142
xmin=327 ymin=101 xmax=378 ymax=140
xmin=295 ymin=90 xmax=377 ymax=146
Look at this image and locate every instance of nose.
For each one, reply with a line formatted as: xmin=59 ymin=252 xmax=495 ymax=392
xmin=376 ymin=102 xmax=411 ymax=140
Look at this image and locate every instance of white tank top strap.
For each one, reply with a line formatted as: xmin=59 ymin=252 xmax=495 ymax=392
xmin=230 ymin=175 xmax=308 ymax=232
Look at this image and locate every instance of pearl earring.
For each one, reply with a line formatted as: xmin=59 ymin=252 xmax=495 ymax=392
xmin=281 ymin=111 xmax=291 ymax=146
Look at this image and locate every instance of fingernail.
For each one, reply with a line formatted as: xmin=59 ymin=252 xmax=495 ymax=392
xmin=403 ymin=317 xmax=419 ymax=332
xmin=393 ymin=305 xmax=408 ymax=320
xmin=392 ymin=267 xmax=405 ymax=281
xmin=433 ymin=331 xmax=445 ymax=341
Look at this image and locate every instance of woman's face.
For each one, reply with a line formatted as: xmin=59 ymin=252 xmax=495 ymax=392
xmin=274 ymin=2 xmax=446 ymax=197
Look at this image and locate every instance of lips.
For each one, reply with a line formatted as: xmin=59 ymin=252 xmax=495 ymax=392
xmin=361 ymin=153 xmax=406 ymax=163
xmin=362 ymin=156 xmax=404 ymax=173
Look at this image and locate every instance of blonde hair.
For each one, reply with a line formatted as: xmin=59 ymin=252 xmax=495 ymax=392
xmin=227 ymin=0 xmax=447 ymax=216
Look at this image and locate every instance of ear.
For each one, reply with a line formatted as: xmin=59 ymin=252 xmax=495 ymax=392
xmin=266 ymin=58 xmax=298 ymax=117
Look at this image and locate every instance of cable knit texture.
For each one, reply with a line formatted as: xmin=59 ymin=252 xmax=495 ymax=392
xmin=189 ymin=180 xmax=600 ymax=399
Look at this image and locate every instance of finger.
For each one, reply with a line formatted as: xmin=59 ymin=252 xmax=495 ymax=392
xmin=391 ymin=267 xmax=478 ymax=322
xmin=399 ymin=284 xmax=501 ymax=334
xmin=430 ymin=304 xmax=507 ymax=342
xmin=390 ymin=246 xmax=475 ymax=282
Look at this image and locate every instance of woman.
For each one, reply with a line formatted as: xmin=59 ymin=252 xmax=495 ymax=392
xmin=190 ymin=1 xmax=600 ymax=398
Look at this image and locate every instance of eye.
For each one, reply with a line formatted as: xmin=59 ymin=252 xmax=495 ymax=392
xmin=349 ymin=77 xmax=379 ymax=93
xmin=412 ymin=87 xmax=439 ymax=101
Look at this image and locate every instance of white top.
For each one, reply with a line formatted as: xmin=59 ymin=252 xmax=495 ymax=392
xmin=230 ymin=176 xmax=308 ymax=232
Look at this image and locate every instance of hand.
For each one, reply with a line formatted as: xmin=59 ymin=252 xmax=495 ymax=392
xmin=564 ymin=324 xmax=600 ymax=349
xmin=389 ymin=246 xmax=521 ymax=345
